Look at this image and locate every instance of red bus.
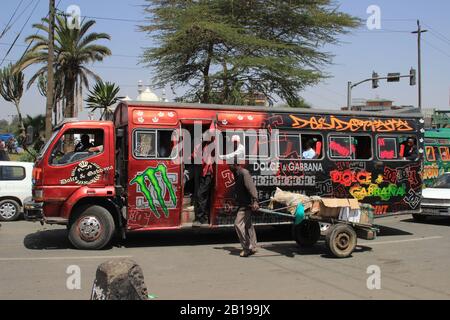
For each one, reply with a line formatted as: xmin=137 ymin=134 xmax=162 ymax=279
xmin=25 ymin=101 xmax=424 ymax=250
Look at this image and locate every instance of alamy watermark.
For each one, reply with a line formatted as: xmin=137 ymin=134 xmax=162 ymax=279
xmin=366 ymin=265 xmax=381 ymax=290
xmin=66 ymin=265 xmax=82 ymax=290
xmin=67 ymin=5 xmax=81 ymax=30
xmin=366 ymin=5 xmax=381 ymax=30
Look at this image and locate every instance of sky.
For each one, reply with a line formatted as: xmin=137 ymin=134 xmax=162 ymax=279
xmin=1 ymin=0 xmax=450 ymax=122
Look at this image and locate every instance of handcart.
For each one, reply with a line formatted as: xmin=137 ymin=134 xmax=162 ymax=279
xmin=259 ymin=202 xmax=378 ymax=258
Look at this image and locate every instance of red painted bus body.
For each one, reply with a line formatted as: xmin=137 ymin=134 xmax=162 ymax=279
xmin=24 ymin=101 xmax=424 ymax=249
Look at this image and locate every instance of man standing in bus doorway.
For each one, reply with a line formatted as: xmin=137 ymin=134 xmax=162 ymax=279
xmin=193 ymin=129 xmax=216 ymax=227
xmin=229 ymin=157 xmax=260 ymax=258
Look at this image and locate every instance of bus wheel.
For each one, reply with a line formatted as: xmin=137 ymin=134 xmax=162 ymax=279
xmin=69 ymin=205 xmax=115 ymax=250
xmin=292 ymin=220 xmax=320 ymax=247
xmin=325 ymin=224 xmax=357 ymax=258
xmin=412 ymin=214 xmax=427 ymax=223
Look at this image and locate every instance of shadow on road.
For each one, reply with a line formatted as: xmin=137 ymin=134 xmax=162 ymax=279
xmin=375 ymin=225 xmax=413 ymax=237
xmin=24 ymin=229 xmax=73 ymax=250
xmin=23 ymin=225 xmax=294 ymax=251
xmin=258 ymin=242 xmax=372 ymax=259
xmin=214 ymin=241 xmax=372 ymax=259
xmin=401 ymin=217 xmax=450 ymax=227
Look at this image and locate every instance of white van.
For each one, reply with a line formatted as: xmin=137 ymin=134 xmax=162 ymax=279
xmin=0 ymin=161 xmax=34 ymax=221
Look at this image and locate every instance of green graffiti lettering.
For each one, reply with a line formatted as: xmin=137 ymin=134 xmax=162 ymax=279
xmin=130 ymin=164 xmax=177 ymax=219
xmin=131 ymin=174 xmax=159 ymax=218
xmin=156 ymin=164 xmax=177 ymax=210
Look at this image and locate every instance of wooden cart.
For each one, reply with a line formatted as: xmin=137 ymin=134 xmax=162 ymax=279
xmin=259 ymin=207 xmax=378 ymax=258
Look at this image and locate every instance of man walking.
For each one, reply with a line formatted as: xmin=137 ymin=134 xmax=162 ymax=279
xmin=229 ymin=158 xmax=260 ymax=257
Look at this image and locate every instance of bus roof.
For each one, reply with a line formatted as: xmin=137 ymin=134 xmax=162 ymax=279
xmin=119 ymin=101 xmax=424 ymax=119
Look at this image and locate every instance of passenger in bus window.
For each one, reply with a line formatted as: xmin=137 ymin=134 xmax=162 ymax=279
xmin=403 ymin=137 xmax=418 ymax=160
xmin=302 ymin=140 xmax=316 ymax=159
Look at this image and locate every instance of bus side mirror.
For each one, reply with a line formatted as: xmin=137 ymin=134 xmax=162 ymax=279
xmin=116 ymin=129 xmax=125 ymax=138
xmin=25 ymin=126 xmax=34 ymax=146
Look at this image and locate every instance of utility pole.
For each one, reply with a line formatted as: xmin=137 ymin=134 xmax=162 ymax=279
xmin=412 ymin=20 xmax=427 ymax=111
xmin=45 ymin=0 xmax=55 ymax=140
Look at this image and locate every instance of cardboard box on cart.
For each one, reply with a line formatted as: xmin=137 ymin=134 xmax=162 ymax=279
xmin=317 ymin=198 xmax=360 ymax=219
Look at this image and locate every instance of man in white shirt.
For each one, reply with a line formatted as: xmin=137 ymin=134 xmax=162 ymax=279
xmin=302 ymin=140 xmax=316 ymax=160
xmin=222 ymin=135 xmax=245 ymax=162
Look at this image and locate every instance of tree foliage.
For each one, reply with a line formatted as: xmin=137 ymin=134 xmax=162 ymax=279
xmin=85 ymin=81 xmax=121 ymax=120
xmin=15 ymin=15 xmax=112 ymax=118
xmin=0 ymin=64 xmax=25 ymax=136
xmin=141 ymin=0 xmax=359 ymax=107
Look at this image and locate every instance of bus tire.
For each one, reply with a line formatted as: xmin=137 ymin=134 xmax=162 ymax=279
xmin=69 ymin=205 xmax=115 ymax=250
xmin=325 ymin=224 xmax=357 ymax=258
xmin=292 ymin=220 xmax=320 ymax=247
xmin=412 ymin=214 xmax=427 ymax=222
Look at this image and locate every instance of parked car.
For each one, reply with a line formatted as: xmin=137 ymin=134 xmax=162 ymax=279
xmin=0 ymin=161 xmax=34 ymax=222
xmin=414 ymin=173 xmax=450 ymax=222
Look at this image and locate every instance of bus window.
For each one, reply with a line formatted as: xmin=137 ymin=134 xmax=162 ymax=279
xmin=134 ymin=129 xmax=177 ymax=159
xmin=134 ymin=130 xmax=156 ymax=158
xmin=378 ymin=137 xmax=398 ymax=160
xmin=245 ymin=133 xmax=269 ymax=160
xmin=426 ymin=146 xmax=436 ymax=162
xmin=279 ymin=134 xmax=301 ymax=159
xmin=439 ymin=147 xmax=450 ymax=161
xmin=157 ymin=130 xmax=177 ymax=159
xmin=352 ymin=136 xmax=372 ymax=160
xmin=301 ymin=134 xmax=323 ymax=160
xmin=219 ymin=131 xmax=245 ymax=159
xmin=399 ymin=136 xmax=418 ymax=160
xmin=329 ymin=136 xmax=352 ymax=159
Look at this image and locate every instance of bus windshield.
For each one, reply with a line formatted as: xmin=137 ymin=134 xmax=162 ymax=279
xmin=37 ymin=130 xmax=60 ymax=160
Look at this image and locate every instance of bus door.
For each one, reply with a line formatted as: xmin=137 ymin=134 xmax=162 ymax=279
xmin=127 ymin=111 xmax=183 ymax=230
xmin=212 ymin=112 xmax=267 ymax=226
xmin=179 ymin=119 xmax=214 ymax=225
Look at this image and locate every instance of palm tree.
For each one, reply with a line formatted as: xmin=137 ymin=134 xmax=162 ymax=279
xmin=0 ymin=64 xmax=25 ymax=138
xmin=15 ymin=15 xmax=111 ymax=118
xmin=85 ymin=81 xmax=120 ymax=120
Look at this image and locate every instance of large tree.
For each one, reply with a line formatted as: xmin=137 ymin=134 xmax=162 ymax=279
xmin=140 ymin=0 xmax=359 ymax=106
xmin=16 ymin=15 xmax=112 ymax=118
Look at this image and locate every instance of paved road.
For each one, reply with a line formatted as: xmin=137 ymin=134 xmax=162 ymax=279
xmin=0 ymin=216 xmax=450 ymax=300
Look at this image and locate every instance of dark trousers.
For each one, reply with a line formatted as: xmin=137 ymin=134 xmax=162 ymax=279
xmin=234 ymin=207 xmax=257 ymax=252
xmin=196 ymin=174 xmax=212 ymax=222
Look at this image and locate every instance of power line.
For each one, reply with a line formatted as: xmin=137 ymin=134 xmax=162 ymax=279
xmin=423 ymin=24 xmax=450 ymax=47
xmin=17 ymin=0 xmax=62 ymax=62
xmin=0 ymin=0 xmax=25 ymax=39
xmin=423 ymin=39 xmax=450 ymax=59
xmin=0 ymin=0 xmax=41 ymax=67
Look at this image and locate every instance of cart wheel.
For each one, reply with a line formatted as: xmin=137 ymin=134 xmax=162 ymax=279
xmin=292 ymin=220 xmax=321 ymax=247
xmin=325 ymin=224 xmax=357 ymax=258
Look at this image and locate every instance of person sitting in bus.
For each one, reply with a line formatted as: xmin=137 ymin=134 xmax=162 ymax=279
xmin=75 ymin=134 xmax=94 ymax=153
xmin=302 ymin=140 xmax=316 ymax=159
xmin=404 ymin=138 xmax=418 ymax=160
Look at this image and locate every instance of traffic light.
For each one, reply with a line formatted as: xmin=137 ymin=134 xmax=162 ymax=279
xmin=372 ymin=72 xmax=379 ymax=89
xmin=410 ymin=68 xmax=417 ymax=86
